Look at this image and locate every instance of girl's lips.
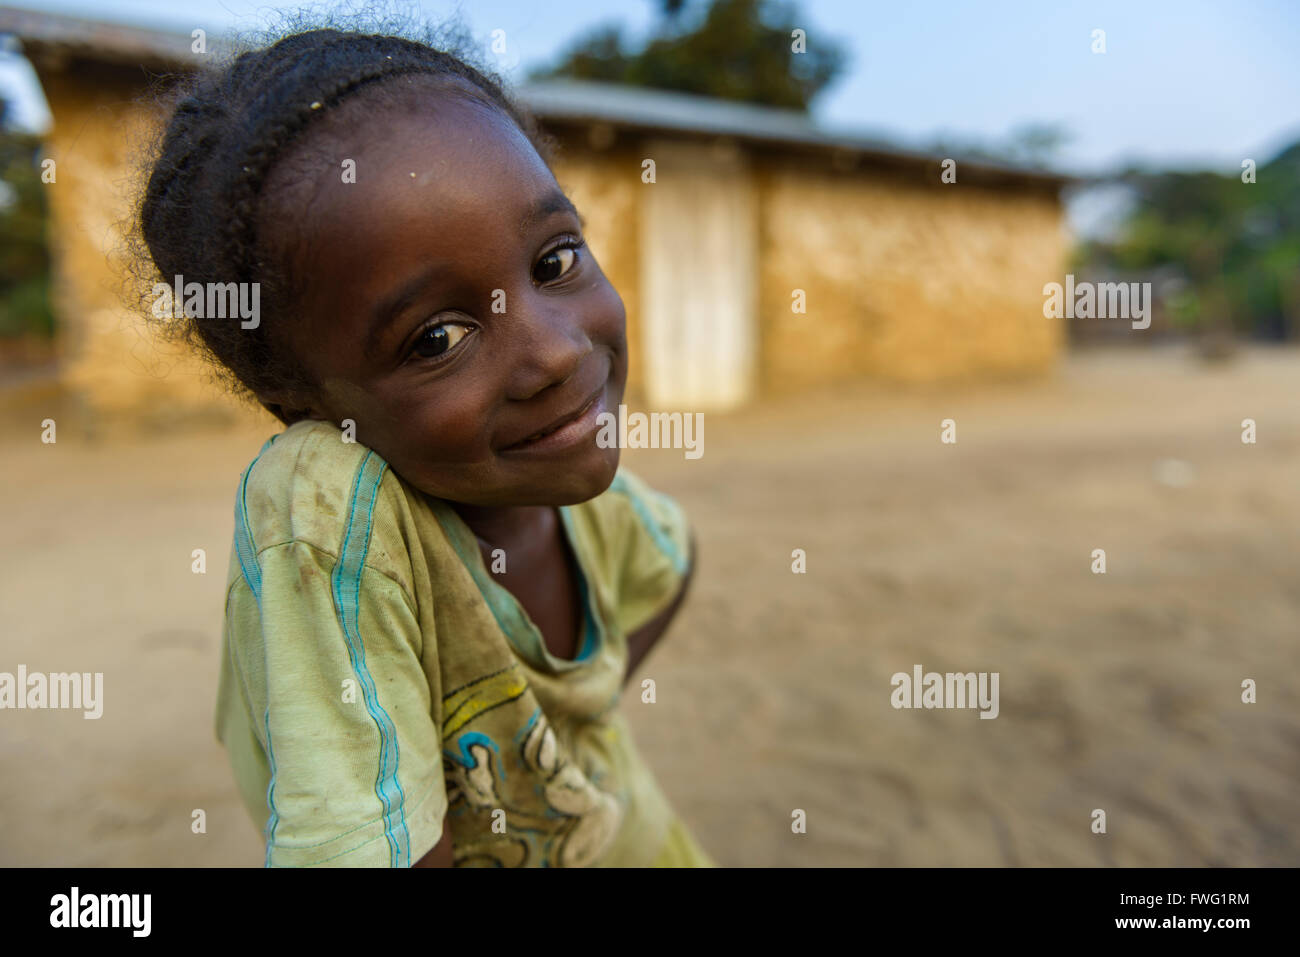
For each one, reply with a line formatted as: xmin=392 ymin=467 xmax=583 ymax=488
xmin=500 ymin=387 xmax=607 ymax=454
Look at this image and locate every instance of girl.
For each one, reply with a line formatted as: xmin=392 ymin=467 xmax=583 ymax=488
xmin=140 ymin=27 xmax=711 ymax=867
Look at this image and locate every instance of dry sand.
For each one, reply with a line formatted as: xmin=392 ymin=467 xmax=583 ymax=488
xmin=2 ymin=346 xmax=1297 ymax=866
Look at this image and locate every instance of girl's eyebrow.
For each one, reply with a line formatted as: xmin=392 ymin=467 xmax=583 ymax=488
xmin=366 ymin=261 xmax=450 ymax=359
xmin=520 ymin=189 xmax=583 ymax=233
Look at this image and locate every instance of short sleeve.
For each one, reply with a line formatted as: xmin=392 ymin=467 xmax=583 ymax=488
xmin=605 ymin=470 xmax=694 ymax=636
xmin=221 ymin=539 xmax=446 ymax=867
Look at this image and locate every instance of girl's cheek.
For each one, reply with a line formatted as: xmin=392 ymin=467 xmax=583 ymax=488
xmin=590 ymin=280 xmax=628 ymax=345
xmin=413 ymin=394 xmax=500 ymax=460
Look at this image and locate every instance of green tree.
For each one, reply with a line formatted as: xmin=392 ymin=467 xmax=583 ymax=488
xmin=1079 ymin=143 xmax=1300 ymax=342
xmin=0 ymin=98 xmax=54 ymax=342
xmin=531 ymin=0 xmax=849 ymax=111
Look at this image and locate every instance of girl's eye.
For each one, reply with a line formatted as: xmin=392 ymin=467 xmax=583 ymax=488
xmin=412 ymin=321 xmax=472 ymax=359
xmin=533 ymin=243 xmax=580 ymax=283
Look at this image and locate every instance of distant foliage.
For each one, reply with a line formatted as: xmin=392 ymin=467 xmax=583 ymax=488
xmin=0 ymin=102 xmax=54 ymax=341
xmin=531 ymin=0 xmax=848 ymax=111
xmin=1080 ymin=142 xmax=1300 ymax=340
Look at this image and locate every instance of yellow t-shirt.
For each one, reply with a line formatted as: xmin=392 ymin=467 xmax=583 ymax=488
xmin=215 ymin=418 xmax=713 ymax=867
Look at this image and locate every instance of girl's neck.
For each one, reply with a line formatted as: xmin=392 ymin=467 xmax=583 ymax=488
xmin=448 ymin=501 xmax=556 ymax=552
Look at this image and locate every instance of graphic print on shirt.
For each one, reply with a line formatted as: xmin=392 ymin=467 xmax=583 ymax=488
xmin=440 ymin=663 xmax=623 ymax=867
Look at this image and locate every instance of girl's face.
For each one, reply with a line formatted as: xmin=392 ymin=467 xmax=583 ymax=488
xmin=263 ymin=89 xmax=628 ymax=507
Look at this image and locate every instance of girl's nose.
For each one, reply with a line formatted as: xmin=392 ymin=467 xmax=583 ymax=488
xmin=504 ymin=300 xmax=594 ymax=401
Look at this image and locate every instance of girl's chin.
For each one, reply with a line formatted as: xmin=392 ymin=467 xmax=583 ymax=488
xmin=512 ymin=453 xmax=622 ymax=507
xmin=439 ymin=448 xmax=622 ymax=508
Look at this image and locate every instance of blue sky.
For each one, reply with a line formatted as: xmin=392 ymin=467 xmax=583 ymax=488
xmin=1 ymin=0 xmax=1298 ymax=175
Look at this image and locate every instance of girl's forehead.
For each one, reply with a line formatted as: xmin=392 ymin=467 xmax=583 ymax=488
xmin=337 ymin=81 xmax=531 ymax=157
xmin=263 ymin=90 xmax=556 ymax=249
xmin=340 ymin=93 xmax=548 ymax=194
xmin=360 ymin=114 xmax=552 ymax=217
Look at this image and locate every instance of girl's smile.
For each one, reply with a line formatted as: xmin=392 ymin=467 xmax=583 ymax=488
xmin=499 ymin=372 xmax=610 ymax=454
xmin=257 ymin=80 xmax=629 ymax=508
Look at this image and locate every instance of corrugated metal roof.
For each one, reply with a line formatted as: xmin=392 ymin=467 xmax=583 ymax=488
xmin=518 ymin=79 xmax=829 ymax=144
xmin=516 ymin=78 xmax=1071 ymax=186
xmin=0 ymin=5 xmax=208 ymax=68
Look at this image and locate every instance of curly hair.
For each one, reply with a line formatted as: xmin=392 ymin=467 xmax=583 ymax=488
xmin=136 ymin=23 xmax=555 ymax=424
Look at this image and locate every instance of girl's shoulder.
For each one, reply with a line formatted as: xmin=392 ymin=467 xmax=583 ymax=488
xmin=573 ymin=469 xmax=691 ymax=573
xmin=566 ymin=469 xmax=693 ymax=637
xmin=232 ymin=418 xmax=418 ymax=591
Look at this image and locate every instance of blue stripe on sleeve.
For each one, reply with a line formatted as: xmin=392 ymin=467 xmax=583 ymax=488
xmin=233 ymin=434 xmax=277 ymax=862
xmin=263 ymin=707 xmax=279 ymax=866
xmin=233 ymin=435 xmax=277 ymax=607
xmin=330 ymin=451 xmax=413 ymax=867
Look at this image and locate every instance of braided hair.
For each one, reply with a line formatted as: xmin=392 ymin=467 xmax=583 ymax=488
xmin=138 ymin=28 xmax=553 ymax=424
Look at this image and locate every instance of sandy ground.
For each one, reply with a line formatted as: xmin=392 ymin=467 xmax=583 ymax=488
xmin=1 ymin=345 xmax=1297 ymax=867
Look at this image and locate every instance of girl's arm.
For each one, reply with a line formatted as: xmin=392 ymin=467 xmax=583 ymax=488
xmin=623 ymin=532 xmax=696 ymax=687
xmin=414 ymin=817 xmax=454 ymax=867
